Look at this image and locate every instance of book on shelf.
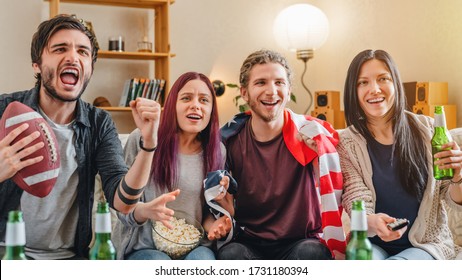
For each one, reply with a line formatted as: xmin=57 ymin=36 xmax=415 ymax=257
xmin=118 ymin=80 xmax=131 ymax=107
xmin=117 ymin=77 xmax=167 ymax=107
xmin=143 ymin=79 xmax=153 ymax=99
xmin=157 ymin=79 xmax=166 ymax=104
xmin=134 ymin=78 xmax=145 ymax=100
xmin=141 ymin=79 xmax=151 ymax=98
xmin=151 ymin=79 xmax=160 ymax=101
xmin=126 ymin=78 xmax=139 ymax=107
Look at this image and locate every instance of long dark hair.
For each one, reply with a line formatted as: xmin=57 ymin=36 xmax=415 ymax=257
xmin=344 ymin=49 xmax=427 ymax=200
xmin=152 ymin=72 xmax=223 ymax=191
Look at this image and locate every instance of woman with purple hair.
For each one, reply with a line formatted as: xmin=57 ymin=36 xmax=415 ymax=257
xmin=113 ymin=72 xmax=231 ymax=260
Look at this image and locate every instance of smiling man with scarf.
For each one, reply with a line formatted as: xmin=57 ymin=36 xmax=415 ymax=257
xmin=217 ymin=49 xmax=346 ymax=260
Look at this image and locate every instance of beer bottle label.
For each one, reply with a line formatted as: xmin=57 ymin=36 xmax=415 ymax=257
xmin=5 ymin=222 xmax=26 ymax=246
xmin=95 ymin=213 xmax=112 ymax=233
xmin=350 ymin=210 xmax=367 ymax=231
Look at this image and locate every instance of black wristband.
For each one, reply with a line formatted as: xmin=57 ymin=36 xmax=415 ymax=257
xmin=117 ymin=185 xmax=139 ymax=205
xmin=139 ymin=137 xmax=156 ymax=152
xmin=122 ymin=177 xmax=144 ymax=196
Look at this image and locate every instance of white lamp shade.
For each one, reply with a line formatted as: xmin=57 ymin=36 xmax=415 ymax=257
xmin=273 ymin=3 xmax=329 ymax=52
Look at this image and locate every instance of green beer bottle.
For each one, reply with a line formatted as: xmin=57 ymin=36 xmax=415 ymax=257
xmin=3 ymin=210 xmax=27 ymax=260
xmin=89 ymin=201 xmax=116 ymax=260
xmin=432 ymin=105 xmax=454 ymax=180
xmin=346 ymin=200 xmax=372 ymax=260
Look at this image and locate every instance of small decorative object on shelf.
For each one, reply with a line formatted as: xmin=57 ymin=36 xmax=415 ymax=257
xmin=93 ymin=97 xmax=112 ymax=107
xmin=137 ymin=36 xmax=153 ymax=53
xmin=108 ymin=35 xmax=124 ymax=52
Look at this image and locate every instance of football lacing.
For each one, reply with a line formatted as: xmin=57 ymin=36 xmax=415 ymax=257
xmin=39 ymin=122 xmax=58 ymax=163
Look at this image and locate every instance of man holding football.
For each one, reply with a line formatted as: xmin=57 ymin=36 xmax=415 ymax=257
xmin=0 ymin=15 xmax=167 ymax=259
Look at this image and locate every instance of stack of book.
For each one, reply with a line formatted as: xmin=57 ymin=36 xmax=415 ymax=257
xmin=118 ymin=78 xmax=166 ymax=107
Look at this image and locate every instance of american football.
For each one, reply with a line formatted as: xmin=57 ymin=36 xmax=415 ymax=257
xmin=0 ymin=101 xmax=60 ymax=198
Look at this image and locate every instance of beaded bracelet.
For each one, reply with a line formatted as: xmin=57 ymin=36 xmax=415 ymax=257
xmin=451 ymin=177 xmax=462 ymax=184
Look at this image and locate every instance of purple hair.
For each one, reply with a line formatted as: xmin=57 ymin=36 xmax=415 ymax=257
xmin=152 ymin=72 xmax=223 ymax=191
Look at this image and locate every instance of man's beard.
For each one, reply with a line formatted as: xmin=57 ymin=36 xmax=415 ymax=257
xmin=42 ymin=70 xmax=90 ymax=102
xmin=247 ymin=98 xmax=281 ymax=122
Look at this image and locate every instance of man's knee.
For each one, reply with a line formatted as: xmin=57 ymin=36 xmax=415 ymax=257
xmin=184 ymin=246 xmax=216 ymax=260
xmin=217 ymin=242 xmax=251 ymax=260
xmin=287 ymin=239 xmax=332 ymax=260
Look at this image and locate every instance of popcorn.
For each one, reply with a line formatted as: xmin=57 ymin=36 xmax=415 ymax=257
xmin=152 ymin=216 xmax=202 ymax=259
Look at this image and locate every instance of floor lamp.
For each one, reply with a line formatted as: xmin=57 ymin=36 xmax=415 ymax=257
xmin=273 ymin=3 xmax=330 ymax=115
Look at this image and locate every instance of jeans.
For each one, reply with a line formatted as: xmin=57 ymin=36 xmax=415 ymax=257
xmin=217 ymin=235 xmax=332 ymax=260
xmin=126 ymin=246 xmax=216 ymax=260
xmin=372 ymin=244 xmax=435 ymax=260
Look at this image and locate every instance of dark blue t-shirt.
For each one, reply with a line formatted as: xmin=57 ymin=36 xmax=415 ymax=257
xmin=367 ymin=137 xmax=420 ymax=255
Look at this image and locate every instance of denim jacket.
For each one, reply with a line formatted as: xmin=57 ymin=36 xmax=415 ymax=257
xmin=0 ymin=87 xmax=128 ymax=258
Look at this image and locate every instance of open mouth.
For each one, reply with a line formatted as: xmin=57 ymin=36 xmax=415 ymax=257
xmin=60 ymin=68 xmax=79 ymax=86
xmin=261 ymin=100 xmax=279 ymax=106
xmin=186 ymin=113 xmax=202 ymax=120
xmin=367 ymin=97 xmax=385 ymax=104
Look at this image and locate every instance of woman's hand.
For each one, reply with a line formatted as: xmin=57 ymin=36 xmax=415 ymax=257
xmin=434 ymin=141 xmax=462 ymax=204
xmin=214 ymin=176 xmax=229 ymax=201
xmin=213 ymin=176 xmax=235 ymax=216
xmin=129 ymin=98 xmax=161 ymax=150
xmin=296 ymin=132 xmax=318 ymax=153
xmin=207 ymin=216 xmax=232 ymax=241
xmin=367 ymin=213 xmax=408 ymax=242
xmin=134 ymin=189 xmax=180 ymax=229
xmin=434 ymin=141 xmax=462 ymax=182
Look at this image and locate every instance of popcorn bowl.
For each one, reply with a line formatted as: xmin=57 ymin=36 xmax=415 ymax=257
xmin=151 ymin=210 xmax=204 ymax=259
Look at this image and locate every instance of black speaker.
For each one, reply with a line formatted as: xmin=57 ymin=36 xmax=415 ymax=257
xmin=317 ymin=95 xmax=328 ymax=107
xmin=415 ymin=82 xmax=448 ymax=105
xmin=417 ymin=86 xmax=425 ymax=102
xmin=314 ymin=91 xmax=340 ymax=110
xmin=316 ymin=112 xmax=327 ymax=121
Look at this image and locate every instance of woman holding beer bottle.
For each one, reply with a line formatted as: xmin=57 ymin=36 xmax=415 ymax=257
xmin=339 ymin=49 xmax=462 ymax=260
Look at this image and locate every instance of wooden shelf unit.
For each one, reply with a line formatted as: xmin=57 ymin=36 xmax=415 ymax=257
xmin=46 ymin=0 xmax=173 ymax=112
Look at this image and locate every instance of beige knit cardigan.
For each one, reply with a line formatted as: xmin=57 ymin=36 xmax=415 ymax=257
xmin=338 ymin=112 xmax=462 ymax=259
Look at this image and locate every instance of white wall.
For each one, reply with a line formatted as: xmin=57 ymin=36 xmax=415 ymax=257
xmin=1 ymin=0 xmax=462 ymax=129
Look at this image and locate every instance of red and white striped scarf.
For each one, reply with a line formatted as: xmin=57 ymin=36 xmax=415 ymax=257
xmin=222 ymin=109 xmax=346 ymax=258
xmin=284 ymin=110 xmax=346 ymax=259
